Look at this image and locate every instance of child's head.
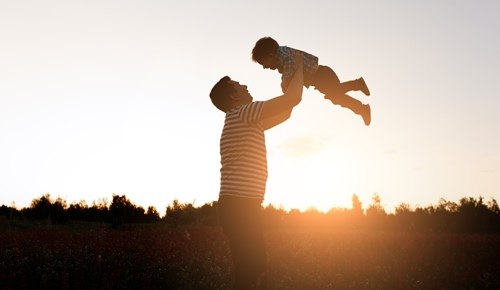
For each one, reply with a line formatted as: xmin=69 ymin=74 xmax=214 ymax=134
xmin=252 ymin=37 xmax=279 ymax=70
xmin=210 ymin=76 xmax=253 ymax=113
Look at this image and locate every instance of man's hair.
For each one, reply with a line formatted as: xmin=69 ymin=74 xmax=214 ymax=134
xmin=252 ymin=36 xmax=279 ymax=63
xmin=209 ymin=76 xmax=236 ymax=113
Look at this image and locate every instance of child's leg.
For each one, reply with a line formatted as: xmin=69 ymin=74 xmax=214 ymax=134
xmin=312 ymin=65 xmax=370 ymax=96
xmin=311 ymin=66 xmax=371 ymax=125
xmin=340 ymin=78 xmax=370 ymax=96
xmin=326 ymin=93 xmax=371 ymax=126
xmin=311 ymin=65 xmax=342 ymax=96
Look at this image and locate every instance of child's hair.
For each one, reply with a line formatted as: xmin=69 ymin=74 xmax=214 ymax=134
xmin=252 ymin=36 xmax=279 ymax=63
xmin=209 ymin=76 xmax=236 ymax=113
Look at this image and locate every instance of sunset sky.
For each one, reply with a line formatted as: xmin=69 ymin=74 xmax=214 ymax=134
xmin=1 ymin=0 xmax=499 ymax=213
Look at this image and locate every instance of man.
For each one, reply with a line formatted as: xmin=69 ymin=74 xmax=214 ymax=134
xmin=209 ymin=53 xmax=303 ymax=289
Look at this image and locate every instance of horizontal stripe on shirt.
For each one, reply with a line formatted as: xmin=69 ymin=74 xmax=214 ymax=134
xmin=219 ymin=101 xmax=267 ymax=200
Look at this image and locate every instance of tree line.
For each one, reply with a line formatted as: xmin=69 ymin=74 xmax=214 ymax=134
xmin=1 ymin=193 xmax=499 ymax=232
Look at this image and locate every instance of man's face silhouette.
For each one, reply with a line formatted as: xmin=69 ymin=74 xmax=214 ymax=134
xmin=228 ymin=80 xmax=253 ymax=105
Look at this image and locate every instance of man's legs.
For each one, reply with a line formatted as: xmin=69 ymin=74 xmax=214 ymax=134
xmin=310 ymin=65 xmax=371 ymax=126
xmin=218 ymin=196 xmax=267 ymax=290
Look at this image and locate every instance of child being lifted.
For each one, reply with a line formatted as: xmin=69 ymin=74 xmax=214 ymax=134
xmin=252 ymin=36 xmax=372 ymax=126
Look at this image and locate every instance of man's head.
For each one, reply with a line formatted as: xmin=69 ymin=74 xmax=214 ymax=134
xmin=210 ymin=76 xmax=253 ymax=113
xmin=252 ymin=37 xmax=280 ymax=70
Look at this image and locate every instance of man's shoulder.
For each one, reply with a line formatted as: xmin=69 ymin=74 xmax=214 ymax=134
xmin=229 ymin=101 xmax=264 ymax=111
xmin=226 ymin=101 xmax=265 ymax=123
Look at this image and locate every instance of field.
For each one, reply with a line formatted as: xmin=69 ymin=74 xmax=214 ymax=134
xmin=1 ymin=222 xmax=499 ymax=289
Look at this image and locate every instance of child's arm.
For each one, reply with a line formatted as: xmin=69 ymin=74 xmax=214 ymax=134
xmin=280 ymin=52 xmax=298 ymax=93
xmin=261 ymin=52 xmax=304 ymax=128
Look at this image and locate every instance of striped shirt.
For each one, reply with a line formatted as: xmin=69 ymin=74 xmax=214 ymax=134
xmin=277 ymin=46 xmax=319 ymax=92
xmin=219 ymin=101 xmax=267 ymax=201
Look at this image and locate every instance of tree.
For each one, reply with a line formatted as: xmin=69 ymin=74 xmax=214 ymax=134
xmin=21 ymin=194 xmax=68 ymax=223
xmin=366 ymin=193 xmax=387 ymax=229
xmin=164 ymin=200 xmax=197 ymax=226
xmin=26 ymin=194 xmax=52 ymax=220
xmin=351 ymin=194 xmax=364 ymax=216
xmin=395 ymin=203 xmax=414 ymax=230
xmin=456 ymin=196 xmax=494 ymax=232
xmin=0 ymin=205 xmax=18 ymax=219
xmin=109 ymin=194 xmax=144 ymax=227
xmin=366 ymin=193 xmax=386 ymax=217
xmin=51 ymin=197 xmax=68 ymax=223
xmin=487 ymin=198 xmax=499 ymax=214
xmin=145 ymin=206 xmax=161 ymax=223
xmin=67 ymin=200 xmax=88 ymax=221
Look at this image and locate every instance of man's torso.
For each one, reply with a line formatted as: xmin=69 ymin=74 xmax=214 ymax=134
xmin=219 ymin=101 xmax=267 ymax=201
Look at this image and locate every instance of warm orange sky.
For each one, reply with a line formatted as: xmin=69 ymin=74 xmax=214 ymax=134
xmin=1 ymin=0 xmax=499 ymax=213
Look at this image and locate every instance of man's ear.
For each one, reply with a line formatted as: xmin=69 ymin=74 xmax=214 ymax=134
xmin=229 ymin=92 xmax=240 ymax=101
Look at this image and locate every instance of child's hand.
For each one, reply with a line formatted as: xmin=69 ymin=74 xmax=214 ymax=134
xmin=294 ymin=51 xmax=303 ymax=69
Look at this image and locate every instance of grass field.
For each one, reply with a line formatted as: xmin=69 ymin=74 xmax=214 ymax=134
xmin=1 ymin=222 xmax=499 ymax=289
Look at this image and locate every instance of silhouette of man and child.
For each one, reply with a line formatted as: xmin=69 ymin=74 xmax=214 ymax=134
xmin=210 ymin=36 xmax=372 ymax=290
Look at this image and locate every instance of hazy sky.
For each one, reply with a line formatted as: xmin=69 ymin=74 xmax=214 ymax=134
xmin=1 ymin=0 xmax=499 ymax=213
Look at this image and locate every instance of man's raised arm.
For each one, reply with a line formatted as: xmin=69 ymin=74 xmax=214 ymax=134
xmin=260 ymin=52 xmax=304 ymax=123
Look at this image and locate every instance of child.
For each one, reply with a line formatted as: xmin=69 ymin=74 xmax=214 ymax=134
xmin=252 ymin=36 xmax=372 ymax=126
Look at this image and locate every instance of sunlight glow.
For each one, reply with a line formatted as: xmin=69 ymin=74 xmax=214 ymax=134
xmin=1 ymin=0 xmax=499 ymax=212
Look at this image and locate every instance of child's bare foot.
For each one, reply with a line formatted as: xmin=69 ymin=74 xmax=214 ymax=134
xmin=358 ymin=77 xmax=370 ymax=96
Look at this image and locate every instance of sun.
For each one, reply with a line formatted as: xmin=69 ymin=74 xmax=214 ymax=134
xmin=265 ymin=147 xmax=362 ymax=212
